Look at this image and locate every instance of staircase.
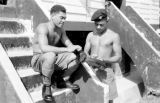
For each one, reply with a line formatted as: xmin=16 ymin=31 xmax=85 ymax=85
xmin=0 ymin=18 xmax=76 ymax=103
xmin=1 ymin=0 xmax=160 ymax=103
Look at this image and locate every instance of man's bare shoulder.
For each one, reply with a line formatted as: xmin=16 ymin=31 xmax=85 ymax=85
xmin=85 ymin=32 xmax=93 ymax=42
xmin=107 ymin=29 xmax=120 ymax=39
xmin=87 ymin=32 xmax=94 ymax=38
xmin=36 ymin=23 xmax=49 ymax=34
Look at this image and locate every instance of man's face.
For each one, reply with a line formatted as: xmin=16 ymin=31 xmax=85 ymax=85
xmin=51 ymin=11 xmax=66 ymax=28
xmin=94 ymin=19 xmax=108 ymax=34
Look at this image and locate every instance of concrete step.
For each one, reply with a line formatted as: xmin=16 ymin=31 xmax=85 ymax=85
xmin=0 ymin=36 xmax=32 ymax=49
xmin=6 ymin=47 xmax=33 ymax=67
xmin=17 ymin=67 xmax=77 ymax=103
xmin=0 ymin=17 xmax=32 ymax=34
xmin=6 ymin=47 xmax=42 ymax=92
xmin=17 ymin=67 xmax=73 ymax=93
xmin=0 ymin=20 xmax=26 ymax=34
xmin=17 ymin=67 xmax=42 ymax=92
xmin=10 ymin=55 xmax=32 ymax=68
xmin=30 ymin=88 xmax=76 ymax=103
xmin=114 ymin=69 xmax=144 ymax=103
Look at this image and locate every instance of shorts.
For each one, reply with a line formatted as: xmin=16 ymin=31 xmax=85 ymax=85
xmin=95 ymin=67 xmax=118 ymax=100
xmin=85 ymin=57 xmax=118 ymax=99
xmin=31 ymin=52 xmax=76 ymax=73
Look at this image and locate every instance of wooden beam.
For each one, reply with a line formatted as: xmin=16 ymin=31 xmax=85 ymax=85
xmin=64 ymin=21 xmax=94 ymax=31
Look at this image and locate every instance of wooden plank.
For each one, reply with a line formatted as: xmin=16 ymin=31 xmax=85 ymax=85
xmin=107 ymin=2 xmax=160 ymax=92
xmin=64 ymin=21 xmax=94 ymax=31
xmin=126 ymin=0 xmax=159 ymax=5
xmin=88 ymin=1 xmax=105 ymax=9
xmin=126 ymin=2 xmax=159 ymax=10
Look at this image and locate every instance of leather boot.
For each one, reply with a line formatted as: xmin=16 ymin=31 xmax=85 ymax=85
xmin=65 ymin=80 xmax=80 ymax=90
xmin=42 ymin=85 xmax=54 ymax=102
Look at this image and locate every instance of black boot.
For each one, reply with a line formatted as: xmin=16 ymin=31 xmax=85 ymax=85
xmin=42 ymin=85 xmax=54 ymax=102
xmin=65 ymin=80 xmax=80 ymax=90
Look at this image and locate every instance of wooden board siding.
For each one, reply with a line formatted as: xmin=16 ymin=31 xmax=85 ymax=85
xmin=126 ymin=0 xmax=159 ymax=25
xmin=35 ymin=0 xmax=105 ymax=22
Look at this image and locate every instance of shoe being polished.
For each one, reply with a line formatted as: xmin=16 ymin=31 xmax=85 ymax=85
xmin=65 ymin=80 xmax=80 ymax=90
xmin=42 ymin=85 xmax=54 ymax=102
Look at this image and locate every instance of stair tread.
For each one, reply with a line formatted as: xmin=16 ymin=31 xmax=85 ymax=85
xmin=30 ymin=88 xmax=72 ymax=102
xmin=17 ymin=67 xmax=39 ymax=78
xmin=7 ymin=47 xmax=33 ymax=57
xmin=0 ymin=33 xmax=34 ymax=37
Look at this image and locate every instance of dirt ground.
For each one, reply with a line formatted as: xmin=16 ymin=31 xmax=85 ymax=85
xmin=140 ymin=95 xmax=160 ymax=103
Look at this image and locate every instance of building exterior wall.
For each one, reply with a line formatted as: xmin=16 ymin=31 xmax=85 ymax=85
xmin=34 ymin=0 xmax=105 ymax=22
xmin=126 ymin=0 xmax=159 ymax=28
xmin=0 ymin=0 xmax=159 ymax=30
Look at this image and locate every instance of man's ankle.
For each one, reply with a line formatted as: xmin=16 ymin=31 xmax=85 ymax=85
xmin=42 ymin=75 xmax=52 ymax=86
xmin=42 ymin=85 xmax=54 ymax=102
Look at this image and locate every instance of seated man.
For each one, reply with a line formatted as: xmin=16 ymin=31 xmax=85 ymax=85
xmin=31 ymin=5 xmax=82 ymax=102
xmin=84 ymin=9 xmax=122 ymax=101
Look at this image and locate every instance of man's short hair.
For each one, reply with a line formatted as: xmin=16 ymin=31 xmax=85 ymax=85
xmin=91 ymin=9 xmax=108 ymax=22
xmin=50 ymin=5 xmax=66 ymax=14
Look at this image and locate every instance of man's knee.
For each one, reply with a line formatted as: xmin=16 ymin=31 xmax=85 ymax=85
xmin=41 ymin=52 xmax=57 ymax=77
xmin=68 ymin=59 xmax=79 ymax=72
xmin=69 ymin=53 xmax=77 ymax=61
xmin=42 ymin=52 xmax=57 ymax=63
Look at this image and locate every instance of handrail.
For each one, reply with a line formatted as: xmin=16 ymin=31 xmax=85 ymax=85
xmin=108 ymin=1 xmax=160 ymax=92
xmin=0 ymin=43 xmax=34 ymax=103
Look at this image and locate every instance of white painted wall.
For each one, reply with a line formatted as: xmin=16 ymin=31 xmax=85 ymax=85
xmin=35 ymin=0 xmax=159 ymax=26
xmin=35 ymin=0 xmax=105 ymax=22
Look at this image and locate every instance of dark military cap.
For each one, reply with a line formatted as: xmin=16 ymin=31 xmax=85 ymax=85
xmin=91 ymin=9 xmax=108 ymax=21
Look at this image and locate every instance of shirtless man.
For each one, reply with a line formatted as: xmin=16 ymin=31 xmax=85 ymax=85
xmin=84 ymin=9 xmax=122 ymax=101
xmin=31 ymin=5 xmax=81 ymax=102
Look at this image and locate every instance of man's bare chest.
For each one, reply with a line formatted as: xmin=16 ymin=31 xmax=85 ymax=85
xmin=90 ymin=35 xmax=113 ymax=47
xmin=48 ymin=31 xmax=61 ymax=44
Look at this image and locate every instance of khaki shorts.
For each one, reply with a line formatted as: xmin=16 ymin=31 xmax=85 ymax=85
xmin=31 ymin=52 xmax=76 ymax=73
xmin=85 ymin=57 xmax=118 ymax=100
xmin=95 ymin=67 xmax=118 ymax=100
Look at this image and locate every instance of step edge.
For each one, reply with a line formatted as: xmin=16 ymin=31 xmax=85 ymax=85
xmin=30 ymin=88 xmax=72 ymax=102
xmin=7 ymin=49 xmax=33 ymax=57
xmin=17 ymin=68 xmax=39 ymax=78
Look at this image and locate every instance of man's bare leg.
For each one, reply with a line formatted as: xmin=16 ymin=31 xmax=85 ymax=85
xmin=41 ymin=52 xmax=56 ymax=102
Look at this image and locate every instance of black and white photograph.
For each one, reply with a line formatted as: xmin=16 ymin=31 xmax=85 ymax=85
xmin=0 ymin=0 xmax=159 ymax=103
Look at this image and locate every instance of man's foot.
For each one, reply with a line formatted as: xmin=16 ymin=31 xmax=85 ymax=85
xmin=65 ymin=80 xmax=80 ymax=90
xmin=42 ymin=85 xmax=54 ymax=102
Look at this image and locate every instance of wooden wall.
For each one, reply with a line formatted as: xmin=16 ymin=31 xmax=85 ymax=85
xmin=126 ymin=0 xmax=159 ymax=26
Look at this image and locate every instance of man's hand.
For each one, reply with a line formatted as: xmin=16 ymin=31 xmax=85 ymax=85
xmin=67 ymin=45 xmax=82 ymax=52
xmin=67 ymin=46 xmax=77 ymax=52
xmin=79 ymin=51 xmax=87 ymax=62
xmin=74 ymin=45 xmax=82 ymax=52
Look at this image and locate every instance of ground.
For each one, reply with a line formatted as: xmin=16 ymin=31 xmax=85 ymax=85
xmin=140 ymin=95 xmax=160 ymax=103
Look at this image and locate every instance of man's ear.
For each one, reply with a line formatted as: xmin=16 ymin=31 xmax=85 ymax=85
xmin=50 ymin=13 xmax=55 ymax=20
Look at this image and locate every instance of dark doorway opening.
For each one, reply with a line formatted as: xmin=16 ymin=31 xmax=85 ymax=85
xmin=106 ymin=0 xmax=123 ymax=9
xmin=120 ymin=48 xmax=134 ymax=76
xmin=0 ymin=0 xmax=8 ymax=5
xmin=66 ymin=31 xmax=90 ymax=50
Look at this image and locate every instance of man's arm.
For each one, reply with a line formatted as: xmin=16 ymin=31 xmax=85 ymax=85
xmin=84 ymin=32 xmax=92 ymax=56
xmin=61 ymin=29 xmax=74 ymax=47
xmin=61 ymin=29 xmax=82 ymax=51
xmin=103 ymin=34 xmax=122 ymax=63
xmin=37 ymin=24 xmax=69 ymax=53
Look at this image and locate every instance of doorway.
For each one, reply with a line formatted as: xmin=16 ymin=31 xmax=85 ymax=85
xmin=105 ymin=0 xmax=124 ymax=9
